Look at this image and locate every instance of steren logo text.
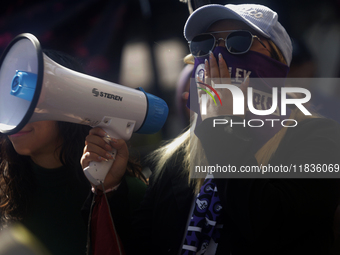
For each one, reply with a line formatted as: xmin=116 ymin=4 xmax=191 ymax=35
xmin=92 ymin=88 xmax=123 ymax=101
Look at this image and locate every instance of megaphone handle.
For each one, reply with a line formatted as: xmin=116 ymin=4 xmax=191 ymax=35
xmin=83 ymin=117 xmax=135 ymax=186
xmin=83 ymin=130 xmax=120 ymax=187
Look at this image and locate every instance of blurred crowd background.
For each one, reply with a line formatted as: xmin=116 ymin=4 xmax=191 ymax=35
xmin=1 ymin=0 xmax=340 ymax=163
xmin=1 ymin=1 xmax=340 ymax=253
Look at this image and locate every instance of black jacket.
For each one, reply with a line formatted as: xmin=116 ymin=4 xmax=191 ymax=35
xmin=131 ymin=117 xmax=340 ymax=255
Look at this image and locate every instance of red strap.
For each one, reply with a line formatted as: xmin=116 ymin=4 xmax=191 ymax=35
xmin=91 ymin=190 xmax=125 ymax=255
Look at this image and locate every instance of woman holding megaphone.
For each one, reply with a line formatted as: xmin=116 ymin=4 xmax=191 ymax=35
xmin=0 ymin=50 xmax=147 ymax=255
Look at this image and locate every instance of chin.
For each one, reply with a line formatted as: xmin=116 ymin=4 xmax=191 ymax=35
xmin=11 ymin=146 xmax=32 ymax=157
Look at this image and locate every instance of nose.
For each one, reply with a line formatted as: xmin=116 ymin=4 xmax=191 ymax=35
xmin=216 ymin=38 xmax=226 ymax=47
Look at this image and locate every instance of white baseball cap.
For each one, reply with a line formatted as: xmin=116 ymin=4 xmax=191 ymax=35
xmin=184 ymin=4 xmax=293 ymax=65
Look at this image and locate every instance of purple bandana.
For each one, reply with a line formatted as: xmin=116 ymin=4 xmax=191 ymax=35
xmin=188 ymin=47 xmax=290 ymax=152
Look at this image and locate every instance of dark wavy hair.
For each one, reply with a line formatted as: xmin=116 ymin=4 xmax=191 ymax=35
xmin=0 ymin=50 xmax=145 ymax=226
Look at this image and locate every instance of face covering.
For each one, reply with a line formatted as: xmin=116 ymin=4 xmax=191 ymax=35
xmin=187 ymin=46 xmax=290 ymax=152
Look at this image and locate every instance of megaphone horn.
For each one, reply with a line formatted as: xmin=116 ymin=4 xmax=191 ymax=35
xmin=0 ymin=33 xmax=169 ymax=186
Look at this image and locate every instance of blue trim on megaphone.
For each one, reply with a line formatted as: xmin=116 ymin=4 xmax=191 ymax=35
xmin=135 ymin=87 xmax=169 ymax=134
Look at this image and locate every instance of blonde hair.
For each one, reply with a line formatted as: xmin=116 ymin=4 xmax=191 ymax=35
xmin=149 ymin=40 xmax=316 ymax=192
xmin=147 ymin=116 xmax=204 ymax=192
xmin=268 ymin=40 xmax=287 ymax=65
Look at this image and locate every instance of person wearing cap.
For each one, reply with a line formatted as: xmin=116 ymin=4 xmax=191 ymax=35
xmin=83 ymin=3 xmax=340 ymax=255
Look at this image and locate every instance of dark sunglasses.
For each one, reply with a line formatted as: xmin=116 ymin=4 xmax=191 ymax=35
xmin=189 ymin=30 xmax=269 ymax=57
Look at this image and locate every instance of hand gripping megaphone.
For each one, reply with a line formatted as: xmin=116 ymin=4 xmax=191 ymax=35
xmin=0 ymin=33 xmax=169 ymax=186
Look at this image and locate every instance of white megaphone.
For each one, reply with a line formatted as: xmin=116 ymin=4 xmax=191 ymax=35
xmin=0 ymin=33 xmax=169 ymax=186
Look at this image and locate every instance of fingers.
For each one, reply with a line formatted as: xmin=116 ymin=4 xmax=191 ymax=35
xmin=82 ymin=137 xmax=129 ymax=190
xmin=217 ymin=53 xmax=231 ymax=82
xmin=197 ymin=51 xmax=250 ymax=120
xmin=202 ymin=52 xmax=231 ymax=99
xmin=204 ymin=59 xmax=210 ymax=81
xmin=208 ymin=52 xmax=220 ymax=80
xmin=205 ymin=52 xmax=221 ymax=87
xmin=104 ymin=138 xmax=129 ymax=190
xmin=85 ymin=131 xmax=113 ymax=151
xmin=199 ymin=52 xmax=230 ymax=116
xmin=81 ymin=127 xmax=117 ymax=169
xmin=110 ymin=138 xmax=129 ymax=159
xmin=239 ymin=75 xmax=250 ymax=119
xmin=239 ymin=74 xmax=250 ymax=95
xmin=81 ymin=140 xmax=113 ymax=169
xmin=88 ymin=127 xmax=107 ymax=137
xmin=204 ymin=52 xmax=231 ymax=85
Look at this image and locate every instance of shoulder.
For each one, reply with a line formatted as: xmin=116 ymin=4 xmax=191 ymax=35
xmin=285 ymin=117 xmax=340 ymax=141
xmin=275 ymin=117 xmax=340 ymax=163
xmin=296 ymin=117 xmax=340 ymax=130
